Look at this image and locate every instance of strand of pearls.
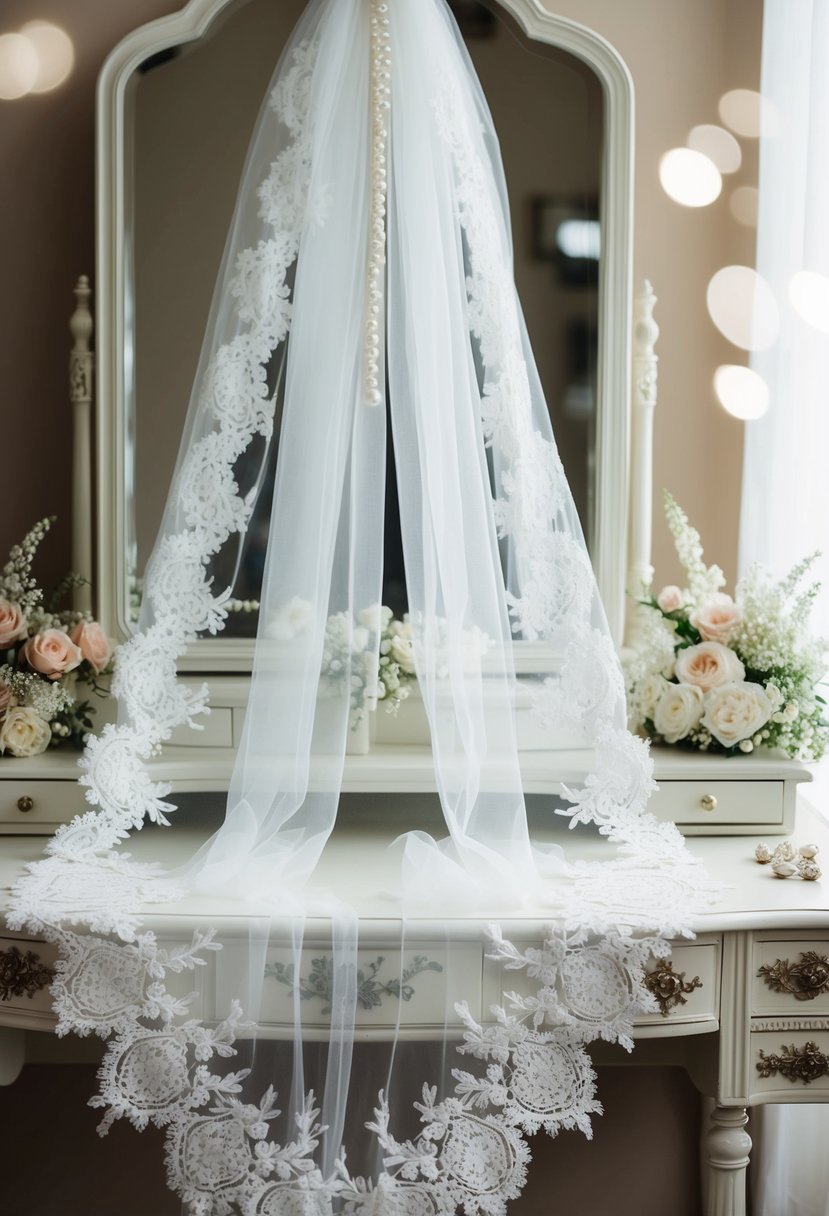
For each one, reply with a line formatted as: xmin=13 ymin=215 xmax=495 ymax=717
xmin=364 ymin=0 xmax=390 ymax=406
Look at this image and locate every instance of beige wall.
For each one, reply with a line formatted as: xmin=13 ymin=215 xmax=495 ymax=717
xmin=543 ymin=0 xmax=763 ymax=589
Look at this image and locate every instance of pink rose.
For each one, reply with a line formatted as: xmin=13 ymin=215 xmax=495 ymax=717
xmin=0 ymin=598 xmax=27 ymax=647
xmin=674 ymin=640 xmax=745 ymax=693
xmin=691 ymin=595 xmax=742 ymax=644
xmin=0 ymin=681 xmax=13 ymax=715
xmin=21 ymin=628 xmax=82 ymax=680
xmin=656 ymin=585 xmax=684 ymax=613
xmin=69 ymin=619 xmax=113 ymax=674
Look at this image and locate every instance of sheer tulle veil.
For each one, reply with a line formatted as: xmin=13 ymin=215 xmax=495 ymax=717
xmin=9 ymin=2 xmax=716 ymax=1211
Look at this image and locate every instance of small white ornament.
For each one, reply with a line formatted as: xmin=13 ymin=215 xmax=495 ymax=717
xmin=771 ymin=861 xmax=797 ymax=879
xmin=772 ymin=840 xmax=795 ymax=864
xmin=799 ymin=843 xmax=820 ymax=860
xmin=754 ymin=842 xmax=773 ymax=864
xmin=797 ymin=859 xmax=822 ymax=882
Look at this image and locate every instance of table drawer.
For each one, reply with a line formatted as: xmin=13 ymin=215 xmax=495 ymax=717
xmin=217 ymin=941 xmax=482 ymax=1034
xmin=0 ymin=779 xmax=87 ymax=833
xmin=0 ymin=934 xmax=58 ymax=1026
xmin=751 ymin=1029 xmax=829 ymax=1102
xmin=649 ymin=779 xmax=789 ymax=834
xmin=483 ymin=940 xmax=719 ymax=1035
xmin=753 ymin=937 xmax=829 ymax=1014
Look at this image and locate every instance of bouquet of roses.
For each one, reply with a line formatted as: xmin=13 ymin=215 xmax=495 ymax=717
xmin=0 ymin=517 xmax=113 ymax=757
xmin=623 ymin=492 xmax=828 ymax=759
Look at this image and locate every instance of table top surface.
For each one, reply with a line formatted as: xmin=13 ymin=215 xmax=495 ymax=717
xmin=2 ymin=791 xmax=828 ymax=937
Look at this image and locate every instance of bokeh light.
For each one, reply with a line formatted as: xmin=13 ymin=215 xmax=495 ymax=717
xmin=729 ymin=185 xmax=759 ymax=227
xmin=659 ymin=148 xmax=722 ymax=207
xmin=688 ymin=124 xmax=742 ymax=174
xmin=22 ymin=21 xmax=74 ymax=93
xmin=789 ymin=270 xmax=829 ymax=334
xmin=707 ymin=266 xmax=779 ymax=351
xmin=0 ymin=32 xmax=38 ymax=100
xmin=714 ymin=365 xmax=770 ymax=420
xmin=718 ymin=89 xmax=779 ymax=139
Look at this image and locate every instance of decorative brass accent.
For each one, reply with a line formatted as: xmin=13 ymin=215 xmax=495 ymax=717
xmin=16 ymin=796 xmax=34 ymax=813
xmin=643 ymin=959 xmax=703 ymax=1016
xmin=757 ymin=1041 xmax=829 ymax=1085
xmin=699 ymin=794 xmax=717 ymax=812
xmin=0 ymin=946 xmax=54 ymax=1001
xmin=758 ymin=952 xmax=829 ymax=1001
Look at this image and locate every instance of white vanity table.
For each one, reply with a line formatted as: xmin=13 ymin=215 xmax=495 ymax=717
xmin=3 ymin=794 xmax=829 ymax=1216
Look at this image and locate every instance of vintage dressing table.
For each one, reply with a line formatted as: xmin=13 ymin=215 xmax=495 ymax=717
xmin=0 ymin=3 xmax=824 ymax=1215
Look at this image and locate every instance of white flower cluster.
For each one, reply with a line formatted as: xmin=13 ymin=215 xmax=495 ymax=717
xmin=623 ymin=494 xmax=828 ymax=760
xmin=321 ymin=604 xmax=416 ymax=722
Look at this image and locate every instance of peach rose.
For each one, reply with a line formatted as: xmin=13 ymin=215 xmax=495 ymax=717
xmin=69 ymin=619 xmax=113 ymax=674
xmin=0 ymin=706 xmax=51 ymax=756
xmin=21 ymin=628 xmax=82 ymax=680
xmin=0 ymin=681 xmax=14 ymax=716
xmin=702 ymin=681 xmax=773 ymax=748
xmin=691 ymin=595 xmax=742 ymax=644
xmin=0 ymin=598 xmax=27 ymax=647
xmin=653 ymin=682 xmax=704 ymax=743
xmin=656 ymin=585 xmax=684 ymax=613
xmin=674 ymin=640 xmax=745 ymax=693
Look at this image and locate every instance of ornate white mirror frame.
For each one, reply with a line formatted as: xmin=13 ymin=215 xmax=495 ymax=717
xmin=92 ymin=0 xmax=638 ymax=667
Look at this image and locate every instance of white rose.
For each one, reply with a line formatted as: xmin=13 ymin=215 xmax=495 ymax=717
xmin=0 ymin=706 xmax=52 ymax=757
xmin=674 ymin=641 xmax=745 ymax=693
xmin=389 ymin=633 xmax=416 ymax=674
xmin=653 ymin=682 xmax=704 ymax=743
xmin=701 ymin=681 xmax=774 ymax=748
xmin=656 ymin=585 xmax=684 ymax=613
xmin=357 ymin=604 xmax=383 ymax=632
xmin=265 ymin=596 xmax=312 ymax=641
xmin=691 ymin=594 xmax=742 ymax=644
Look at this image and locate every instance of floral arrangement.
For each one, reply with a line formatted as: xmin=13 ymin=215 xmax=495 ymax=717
xmin=267 ymin=599 xmax=416 ymax=724
xmin=623 ymin=492 xmax=828 ymax=759
xmin=322 ymin=604 xmax=416 ymax=721
xmin=0 ymin=518 xmax=113 ymax=757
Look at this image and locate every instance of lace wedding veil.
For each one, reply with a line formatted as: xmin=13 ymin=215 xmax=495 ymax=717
xmin=10 ymin=2 xmax=714 ymax=1211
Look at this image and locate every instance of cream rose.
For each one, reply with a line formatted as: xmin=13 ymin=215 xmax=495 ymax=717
xmin=357 ymin=604 xmax=392 ymax=632
xmin=21 ymin=628 xmax=82 ymax=680
xmin=701 ymin=681 xmax=774 ymax=748
xmin=69 ymin=619 xmax=113 ymax=674
xmin=0 ymin=598 xmax=27 ymax=647
xmin=691 ymin=595 xmax=742 ymax=644
xmin=656 ymin=585 xmax=684 ymax=613
xmin=0 ymin=706 xmax=51 ymax=756
xmin=674 ymin=641 xmax=745 ymax=693
xmin=389 ymin=633 xmax=416 ymax=674
xmin=653 ymin=682 xmax=704 ymax=743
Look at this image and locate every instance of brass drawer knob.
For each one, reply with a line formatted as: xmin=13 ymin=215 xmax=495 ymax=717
xmin=643 ymin=959 xmax=703 ymax=1016
xmin=757 ymin=1041 xmax=829 ymax=1085
xmin=758 ymin=952 xmax=829 ymax=1001
xmin=700 ymin=793 xmax=717 ymax=812
xmin=16 ymin=796 xmax=34 ymax=813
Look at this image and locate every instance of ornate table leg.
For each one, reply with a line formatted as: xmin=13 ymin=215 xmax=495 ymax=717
xmin=705 ymin=1105 xmax=751 ymax=1216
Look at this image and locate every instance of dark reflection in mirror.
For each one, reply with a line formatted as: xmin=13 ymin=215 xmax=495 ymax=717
xmin=131 ymin=0 xmax=601 ymax=635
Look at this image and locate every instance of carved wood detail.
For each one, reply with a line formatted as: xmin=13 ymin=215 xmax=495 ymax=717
xmin=0 ymin=946 xmax=54 ymax=1001
xmin=644 ymin=958 xmax=703 ymax=1016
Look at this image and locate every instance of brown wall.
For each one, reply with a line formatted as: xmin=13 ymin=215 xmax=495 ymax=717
xmin=0 ymin=0 xmax=182 ymax=590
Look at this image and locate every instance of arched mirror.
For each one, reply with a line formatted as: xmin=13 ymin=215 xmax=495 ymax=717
xmin=96 ymin=0 xmax=632 ymax=671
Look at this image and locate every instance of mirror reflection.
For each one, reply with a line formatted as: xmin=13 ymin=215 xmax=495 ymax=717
xmin=129 ymin=0 xmax=602 ymax=636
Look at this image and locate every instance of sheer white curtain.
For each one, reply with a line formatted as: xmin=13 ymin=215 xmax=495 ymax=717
xmin=741 ymin=3 xmax=829 ymax=1214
